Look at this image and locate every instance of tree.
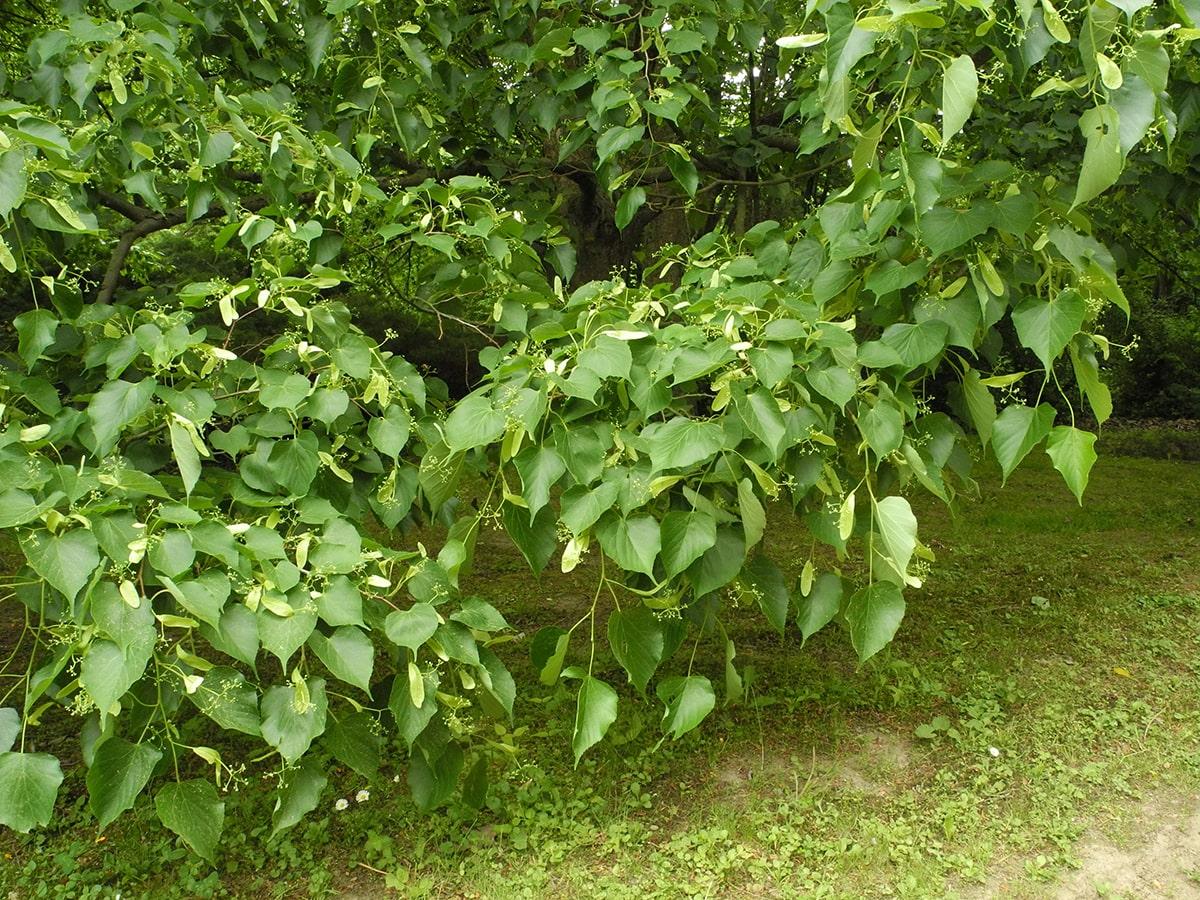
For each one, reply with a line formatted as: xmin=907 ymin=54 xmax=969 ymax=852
xmin=0 ymin=0 xmax=1194 ymax=850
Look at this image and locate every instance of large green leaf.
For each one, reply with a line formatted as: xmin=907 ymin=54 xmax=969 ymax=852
xmin=87 ymin=737 xmax=162 ymax=830
xmin=992 ymin=403 xmax=1056 ymax=482
xmin=1045 ymin=425 xmax=1098 ymax=504
xmin=155 ymin=780 xmax=224 ymax=862
xmin=641 ymin=417 xmax=727 ymax=471
xmin=0 ymin=490 xmax=65 ymax=529
xmin=573 ymin=676 xmax=618 ymax=764
xmin=258 ymin=600 xmax=319 ymax=670
xmin=615 ymin=187 xmax=646 ymax=231
xmin=1011 ymin=290 xmax=1087 ymax=368
xmin=389 ymin=670 xmax=440 ymax=748
xmin=80 ymin=638 xmax=154 ymax=722
xmin=607 ymin=606 xmax=664 ymax=696
xmin=871 ymin=496 xmax=918 ymax=586
xmin=189 ymin=666 xmax=261 ymax=737
xmin=19 ymin=527 xmax=99 ymax=601
xmin=657 ymin=675 xmax=716 ymax=740
xmin=859 ymin=401 xmax=904 ymax=458
xmin=919 ymin=205 xmax=992 ymax=256
xmin=258 ymin=371 xmax=311 ymax=409
xmin=1074 ymin=104 xmax=1123 ymax=208
xmin=168 ymin=420 xmax=201 ymax=497
xmin=385 ymin=602 xmax=439 ymax=650
xmin=1069 ymin=342 xmax=1113 ymax=425
xmin=513 ymin=445 xmax=566 ymax=521
xmin=686 ymin=526 xmax=746 ymax=597
xmin=270 ymin=434 xmax=321 ymax=497
xmin=660 ymin=509 xmax=717 ymax=577
xmin=316 ymin=575 xmax=363 ymax=627
xmin=880 ymin=321 xmax=949 ymax=368
xmin=407 ymin=742 xmax=464 ymax=812
xmin=261 ymin=678 xmax=328 ymax=764
xmin=805 ymin=361 xmax=857 ymax=409
xmin=325 ymin=711 xmax=381 ymax=779
xmin=368 ymin=404 xmax=411 ymax=458
xmin=960 ymin=366 xmax=996 ymax=446
xmin=501 ymin=501 xmax=558 ymax=573
xmin=307 ymin=626 xmax=374 ymax=692
xmin=530 ymin=626 xmax=570 ymax=686
xmin=0 ymin=752 xmax=63 ymax=832
xmin=271 ymin=757 xmax=327 ymax=837
xmin=941 ymin=55 xmax=978 ymax=145
xmin=796 ymin=571 xmax=844 ymax=644
xmin=148 ymin=529 xmax=195 ymax=578
xmin=596 ymin=512 xmax=661 ymax=577
xmin=13 ymin=309 xmax=58 ymax=369
xmin=444 ymin=392 xmax=506 ymax=453
xmin=0 ymin=148 xmax=28 ymax=219
xmin=737 ymin=478 xmax=766 ymax=549
xmin=743 ymin=556 xmax=789 ymax=636
xmin=308 ymin=518 xmax=362 ymax=574
xmin=164 ymin=571 xmax=229 ymax=630
xmin=418 ymin=444 xmax=464 ymax=514
xmin=559 ymin=481 xmax=620 ymax=536
xmin=845 ymin=583 xmax=906 ymax=662
xmin=0 ymin=709 xmax=18 ymax=753
xmin=84 ymin=378 xmax=157 ymax=457
xmin=596 ymin=124 xmax=644 ymax=164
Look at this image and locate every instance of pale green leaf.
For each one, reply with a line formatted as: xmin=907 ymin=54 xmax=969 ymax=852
xmin=1074 ymin=105 xmax=1122 ymax=208
xmin=1012 ymin=289 xmax=1087 ymax=368
xmin=1045 ymin=426 xmax=1098 ymax=504
xmin=992 ymin=403 xmax=1056 ymax=482
xmin=385 ymin=603 xmax=439 ymax=651
xmin=0 ymin=753 xmax=63 ymax=832
xmin=941 ymin=55 xmax=978 ymax=145
xmin=573 ymin=676 xmax=618 ymax=765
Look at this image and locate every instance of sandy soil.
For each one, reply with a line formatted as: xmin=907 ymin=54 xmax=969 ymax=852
xmin=1054 ymin=794 xmax=1200 ymax=900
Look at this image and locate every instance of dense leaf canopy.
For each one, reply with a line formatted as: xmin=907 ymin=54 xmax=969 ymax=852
xmin=0 ymin=0 xmax=1197 ymax=847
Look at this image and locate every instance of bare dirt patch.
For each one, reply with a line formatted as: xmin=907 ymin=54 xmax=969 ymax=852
xmin=979 ymin=790 xmax=1200 ymax=899
xmin=1055 ymin=792 xmax=1200 ymax=900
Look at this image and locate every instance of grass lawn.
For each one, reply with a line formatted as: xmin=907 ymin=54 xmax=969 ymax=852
xmin=1 ymin=448 xmax=1197 ymax=899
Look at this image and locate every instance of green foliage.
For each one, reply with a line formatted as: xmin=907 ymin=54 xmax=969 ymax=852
xmin=0 ymin=0 xmax=1192 ymax=857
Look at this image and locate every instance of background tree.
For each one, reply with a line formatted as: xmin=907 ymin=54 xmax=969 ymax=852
xmin=0 ymin=0 xmax=1196 ymax=852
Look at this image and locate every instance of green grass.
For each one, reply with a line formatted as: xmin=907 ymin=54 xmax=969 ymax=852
xmin=2 ymin=452 xmax=1198 ymax=899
